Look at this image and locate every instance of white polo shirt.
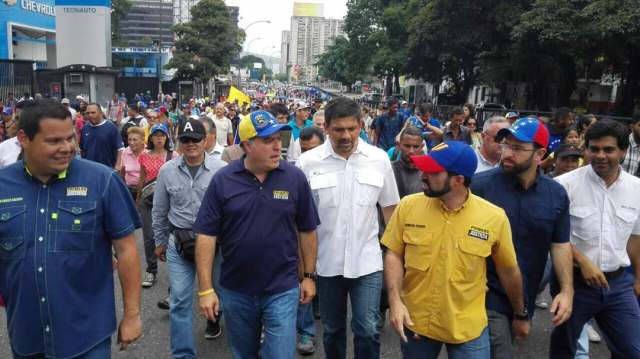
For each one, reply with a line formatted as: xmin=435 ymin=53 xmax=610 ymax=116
xmin=0 ymin=137 xmax=21 ymax=168
xmin=555 ymin=165 xmax=640 ymax=272
xmin=297 ymin=139 xmax=400 ymax=278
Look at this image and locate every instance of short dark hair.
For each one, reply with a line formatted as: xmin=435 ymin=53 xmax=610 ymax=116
xmin=553 ymin=107 xmax=572 ymax=123
xmin=584 ymin=119 xmax=630 ymax=151
xmin=270 ymin=103 xmax=289 ymax=117
xmin=399 ymin=126 xmax=423 ymax=141
xmin=630 ymin=112 xmax=640 ymax=125
xmin=324 ymin=97 xmax=361 ymax=125
xmin=147 ymin=131 xmax=171 ymax=151
xmin=299 ymin=126 xmax=325 ymax=143
xmin=18 ymin=99 xmax=71 ymax=140
xmin=419 ymin=103 xmax=433 ymax=116
xmin=387 ymin=98 xmax=399 ymax=108
xmin=447 ymin=171 xmax=472 ymax=187
xmin=449 ymin=107 xmax=465 ymax=118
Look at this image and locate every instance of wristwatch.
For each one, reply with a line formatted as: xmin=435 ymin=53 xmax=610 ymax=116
xmin=514 ymin=308 xmax=529 ymax=321
xmin=303 ymin=272 xmax=317 ymax=281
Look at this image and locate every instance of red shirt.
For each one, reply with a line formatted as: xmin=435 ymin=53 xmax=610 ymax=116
xmin=138 ymin=151 xmax=177 ymax=183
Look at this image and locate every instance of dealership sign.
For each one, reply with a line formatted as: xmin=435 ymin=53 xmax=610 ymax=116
xmin=21 ymin=0 xmax=55 ymax=16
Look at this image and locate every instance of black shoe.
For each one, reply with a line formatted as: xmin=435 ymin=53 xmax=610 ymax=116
xmin=204 ymin=319 xmax=222 ymax=339
xmin=157 ymin=297 xmax=170 ymax=310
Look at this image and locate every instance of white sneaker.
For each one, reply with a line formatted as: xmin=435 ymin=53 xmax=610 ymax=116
xmin=586 ymin=323 xmax=601 ymax=343
xmin=142 ymin=272 xmax=156 ymax=288
xmin=535 ymin=294 xmax=549 ymax=309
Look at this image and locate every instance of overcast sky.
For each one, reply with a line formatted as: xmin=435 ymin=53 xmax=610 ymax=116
xmin=225 ymin=0 xmax=347 ymax=57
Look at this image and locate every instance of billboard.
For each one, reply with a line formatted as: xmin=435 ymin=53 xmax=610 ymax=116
xmin=293 ymin=2 xmax=323 ymax=17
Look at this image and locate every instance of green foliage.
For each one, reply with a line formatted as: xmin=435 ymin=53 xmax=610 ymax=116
xmin=111 ymin=0 xmax=132 ymax=46
xmin=165 ymin=0 xmax=244 ymax=82
xmin=239 ymin=55 xmax=265 ymax=69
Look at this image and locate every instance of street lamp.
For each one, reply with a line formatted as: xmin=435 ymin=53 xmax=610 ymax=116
xmin=242 ymin=20 xmax=271 ymax=32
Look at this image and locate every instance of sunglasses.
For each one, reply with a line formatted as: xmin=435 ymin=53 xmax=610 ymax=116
xmin=179 ymin=137 xmax=202 ymax=144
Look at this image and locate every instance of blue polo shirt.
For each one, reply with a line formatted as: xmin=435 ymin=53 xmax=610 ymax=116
xmin=0 ymin=158 xmax=141 ymax=358
xmin=287 ymin=119 xmax=313 ymax=141
xmin=80 ymin=120 xmax=124 ymax=168
xmin=471 ymin=167 xmax=570 ymax=318
xmin=193 ymin=158 xmax=320 ymax=296
xmin=372 ymin=112 xmax=406 ymax=151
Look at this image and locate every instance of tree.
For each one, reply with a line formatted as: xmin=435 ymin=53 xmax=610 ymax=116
xmin=316 ymin=37 xmax=357 ymax=86
xmin=165 ymin=0 xmax=244 ymax=83
xmin=111 ymin=0 xmax=132 ymax=47
xmin=239 ymin=55 xmax=265 ymax=69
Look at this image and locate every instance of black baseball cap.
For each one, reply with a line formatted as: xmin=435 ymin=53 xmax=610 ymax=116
xmin=178 ymin=119 xmax=206 ymax=141
xmin=555 ymin=144 xmax=582 ymax=159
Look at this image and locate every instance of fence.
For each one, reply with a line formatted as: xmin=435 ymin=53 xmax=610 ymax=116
xmin=0 ymin=60 xmax=34 ymax=100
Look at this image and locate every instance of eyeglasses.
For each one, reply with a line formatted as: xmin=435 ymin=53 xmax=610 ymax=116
xmin=179 ymin=137 xmax=202 ymax=144
xmin=499 ymin=143 xmax=536 ymax=153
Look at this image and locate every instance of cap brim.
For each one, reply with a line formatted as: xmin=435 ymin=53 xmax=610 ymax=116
xmin=256 ymin=124 xmax=293 ymax=138
xmin=495 ymin=128 xmax=532 ymax=144
xmin=411 ymin=155 xmax=446 ymax=173
xmin=178 ymin=133 xmax=205 ymax=140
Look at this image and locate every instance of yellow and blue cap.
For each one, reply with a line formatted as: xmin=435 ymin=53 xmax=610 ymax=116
xmin=238 ymin=110 xmax=292 ymax=142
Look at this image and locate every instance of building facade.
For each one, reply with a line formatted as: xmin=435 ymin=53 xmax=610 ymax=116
xmin=0 ymin=0 xmax=56 ymax=66
xmin=120 ymin=0 xmax=174 ymax=47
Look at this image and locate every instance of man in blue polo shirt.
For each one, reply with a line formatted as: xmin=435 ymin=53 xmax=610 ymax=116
xmin=471 ymin=118 xmax=574 ymax=359
xmin=80 ymin=103 xmax=124 ymax=168
xmin=193 ymin=110 xmax=320 ymax=359
xmin=0 ymin=99 xmax=142 ymax=358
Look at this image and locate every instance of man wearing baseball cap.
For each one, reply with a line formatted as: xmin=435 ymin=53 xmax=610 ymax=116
xmin=194 ymin=110 xmax=320 ymax=359
xmin=550 ymin=144 xmax=583 ymax=177
xmin=471 ymin=118 xmax=574 ymax=359
xmin=288 ymin=101 xmax=313 ymax=141
xmin=382 ymin=140 xmax=525 ymax=357
xmin=153 ymin=118 xmax=227 ymax=357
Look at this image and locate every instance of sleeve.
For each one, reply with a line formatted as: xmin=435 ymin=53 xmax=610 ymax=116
xmin=552 ymin=187 xmax=571 ymax=243
xmin=377 ymin=157 xmax=401 ymax=208
xmin=226 ymin=119 xmax=234 ymax=135
xmin=193 ymin=174 xmax=224 ymax=237
xmin=295 ymin=169 xmax=320 ymax=232
xmin=102 ymin=172 xmax=141 ymax=240
xmin=469 ymin=176 xmax=485 ymax=198
xmin=380 ymin=199 xmax=405 ymax=255
xmin=152 ymin=167 xmax=171 ymax=247
xmin=490 ymin=214 xmax=519 ymax=269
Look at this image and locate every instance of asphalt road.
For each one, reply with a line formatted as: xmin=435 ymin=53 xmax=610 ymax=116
xmin=0 ymin=230 xmax=611 ymax=358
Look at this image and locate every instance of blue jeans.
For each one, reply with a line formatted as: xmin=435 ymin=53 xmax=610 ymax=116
xmin=220 ymin=285 xmax=299 ymax=359
xmin=317 ymin=271 xmax=383 ymax=359
xmin=297 ymin=302 xmax=316 ymax=338
xmin=13 ymin=337 xmax=111 ymax=359
xmin=575 ymin=325 xmax=589 ymax=359
xmin=550 ymin=270 xmax=640 ymax=358
xmin=167 ymin=239 xmax=197 ymax=359
xmin=401 ymin=327 xmax=490 ymax=359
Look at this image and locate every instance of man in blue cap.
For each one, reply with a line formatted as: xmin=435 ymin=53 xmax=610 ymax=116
xmin=194 ymin=110 xmax=320 ymax=359
xmin=471 ymin=118 xmax=574 ymax=359
xmin=382 ymin=140 xmax=526 ymax=358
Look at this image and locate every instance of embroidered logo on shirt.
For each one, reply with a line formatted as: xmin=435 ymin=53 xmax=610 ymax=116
xmin=66 ymin=187 xmax=88 ymax=197
xmin=468 ymin=226 xmax=489 ymax=240
xmin=405 ymin=223 xmax=426 ymax=229
xmin=273 ymin=190 xmax=289 ymax=200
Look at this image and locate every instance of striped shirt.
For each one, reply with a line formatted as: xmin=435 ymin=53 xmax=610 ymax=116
xmin=622 ymin=134 xmax=640 ymax=177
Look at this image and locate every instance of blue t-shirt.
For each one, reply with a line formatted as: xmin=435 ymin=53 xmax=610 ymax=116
xmin=193 ymin=159 xmax=320 ymax=296
xmin=0 ymin=158 xmax=140 ymax=358
xmin=287 ymin=119 xmax=313 ymax=141
xmin=80 ymin=120 xmax=123 ymax=168
xmin=471 ymin=168 xmax=570 ymax=318
xmin=372 ymin=112 xmax=406 ymax=151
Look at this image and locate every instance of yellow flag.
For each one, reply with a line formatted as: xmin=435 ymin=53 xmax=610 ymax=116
xmin=228 ymin=86 xmax=251 ymax=106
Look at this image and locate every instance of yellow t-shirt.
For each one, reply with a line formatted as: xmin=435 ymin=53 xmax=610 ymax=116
xmin=381 ymin=192 xmax=518 ymax=344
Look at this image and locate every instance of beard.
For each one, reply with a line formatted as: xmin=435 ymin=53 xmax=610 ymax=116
xmin=501 ymin=153 xmax=535 ymax=175
xmin=423 ymin=179 xmax=452 ymax=198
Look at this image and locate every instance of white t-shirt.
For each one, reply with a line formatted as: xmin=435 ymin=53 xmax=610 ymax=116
xmin=213 ymin=116 xmax=233 ymax=146
xmin=0 ymin=137 xmax=21 ymax=168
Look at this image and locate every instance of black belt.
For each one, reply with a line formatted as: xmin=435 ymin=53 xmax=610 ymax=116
xmin=575 ymin=266 xmax=626 ymax=281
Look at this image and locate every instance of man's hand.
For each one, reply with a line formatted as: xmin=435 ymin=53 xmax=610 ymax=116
xmin=389 ymin=300 xmax=414 ymax=343
xmin=550 ymin=290 xmax=573 ymax=326
xmin=634 ymin=279 xmax=640 ymax=297
xmin=512 ymin=319 xmax=530 ymax=339
xmin=299 ymin=278 xmax=316 ymax=304
xmin=155 ymin=245 xmax=167 ymax=262
xmin=199 ymin=291 xmax=219 ymax=321
xmin=580 ymin=261 xmax=609 ymax=289
xmin=117 ymin=314 xmax=142 ymax=351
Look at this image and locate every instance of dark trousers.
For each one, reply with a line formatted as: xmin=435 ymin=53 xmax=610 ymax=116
xmin=549 ymin=270 xmax=640 ymax=358
xmin=140 ymin=200 xmax=158 ymax=274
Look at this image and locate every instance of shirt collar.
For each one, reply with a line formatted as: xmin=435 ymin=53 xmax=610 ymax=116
xmin=320 ymin=138 xmax=368 ymax=160
xmin=231 ymin=155 xmax=285 ymax=173
xmin=630 ymin=133 xmax=639 ymax=148
xmin=23 ymin=161 xmax=69 ymax=183
xmin=88 ymin=119 xmax=107 ymax=127
xmin=438 ymin=190 xmax=472 ymax=213
xmin=179 ymin=154 xmax=211 ymax=171
xmin=586 ymin=164 xmax=624 ymax=187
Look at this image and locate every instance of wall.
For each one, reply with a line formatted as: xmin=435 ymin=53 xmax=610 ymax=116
xmin=0 ymin=0 xmax=55 ymax=60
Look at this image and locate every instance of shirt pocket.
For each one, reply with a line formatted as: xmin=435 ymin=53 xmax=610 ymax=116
xmin=614 ymin=208 xmax=638 ymax=249
xmin=569 ymin=206 xmax=598 ymax=242
xmin=0 ymin=205 xmax=26 ymax=260
xmin=403 ymin=231 xmax=432 ymax=272
xmin=50 ymin=201 xmax=97 ymax=253
xmin=167 ymin=185 xmax=188 ymax=207
xmin=310 ymin=173 xmax=338 ymax=208
xmin=452 ymin=237 xmax=492 ymax=283
xmin=355 ymin=170 xmax=383 ymax=206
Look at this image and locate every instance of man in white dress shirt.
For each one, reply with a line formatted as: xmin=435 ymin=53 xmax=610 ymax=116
xmin=297 ymin=97 xmax=400 ymax=359
xmin=550 ymin=119 xmax=640 ymax=358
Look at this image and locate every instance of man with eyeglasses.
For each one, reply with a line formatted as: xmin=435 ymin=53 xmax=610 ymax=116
xmin=471 ymin=118 xmax=574 ymax=359
xmin=152 ymin=119 xmax=227 ymax=358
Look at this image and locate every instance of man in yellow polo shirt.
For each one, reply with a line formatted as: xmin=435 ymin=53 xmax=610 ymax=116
xmin=382 ymin=141 xmax=528 ymax=358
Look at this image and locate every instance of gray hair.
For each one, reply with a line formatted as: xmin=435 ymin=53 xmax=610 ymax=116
xmin=483 ymin=116 xmax=509 ymax=133
xmin=201 ymin=116 xmax=216 ymax=134
xmin=313 ymin=110 xmax=325 ymax=121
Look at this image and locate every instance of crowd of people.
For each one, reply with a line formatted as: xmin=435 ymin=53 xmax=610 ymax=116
xmin=0 ymin=90 xmax=639 ymax=359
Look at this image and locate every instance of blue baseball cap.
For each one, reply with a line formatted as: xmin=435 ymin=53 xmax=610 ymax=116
xmin=238 ymin=110 xmax=292 ymax=141
xmin=150 ymin=123 xmax=169 ymax=136
xmin=411 ymin=141 xmax=478 ymax=179
xmin=496 ymin=117 xmax=549 ymax=148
